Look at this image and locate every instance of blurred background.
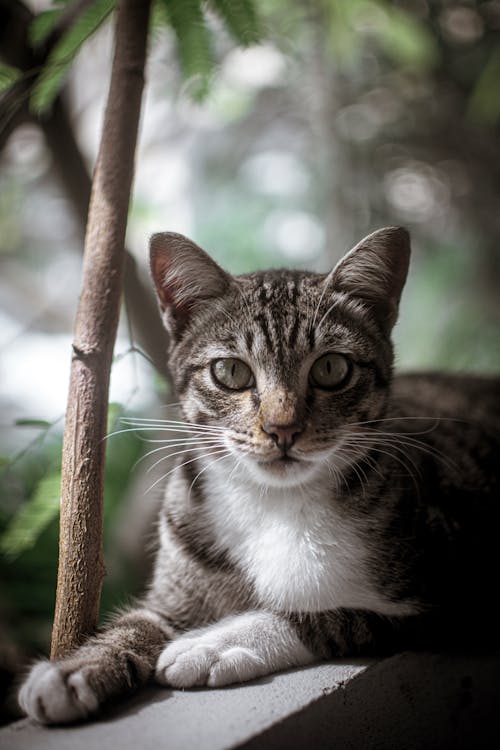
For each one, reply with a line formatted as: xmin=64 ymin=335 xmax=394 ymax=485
xmin=1 ymin=0 xmax=499 ymax=722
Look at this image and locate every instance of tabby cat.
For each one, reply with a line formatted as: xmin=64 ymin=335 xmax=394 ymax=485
xmin=19 ymin=227 xmax=500 ymax=724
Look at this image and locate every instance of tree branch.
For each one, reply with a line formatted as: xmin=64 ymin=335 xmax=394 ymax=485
xmin=51 ymin=0 xmax=152 ymax=658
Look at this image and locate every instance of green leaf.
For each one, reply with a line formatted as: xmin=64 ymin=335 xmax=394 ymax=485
xmin=208 ymin=0 xmax=262 ymax=46
xmin=0 ymin=472 xmax=61 ymax=558
xmin=0 ymin=63 xmax=22 ymax=94
xmin=158 ymin=0 xmax=214 ymax=99
xmin=326 ymin=0 xmax=438 ymax=72
xmin=29 ymin=8 xmax=64 ymax=48
xmin=107 ymin=402 xmax=124 ymax=432
xmin=467 ymin=47 xmax=500 ymax=126
xmin=30 ymin=0 xmax=116 ymax=116
xmin=15 ymin=419 xmax=52 ymax=429
xmin=378 ymin=6 xmax=439 ymax=71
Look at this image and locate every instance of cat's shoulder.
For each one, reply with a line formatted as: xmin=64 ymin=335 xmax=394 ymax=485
xmin=392 ymin=371 xmax=500 ymax=425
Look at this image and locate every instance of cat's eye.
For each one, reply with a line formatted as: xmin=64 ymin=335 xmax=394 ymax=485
xmin=211 ymin=358 xmax=255 ymax=391
xmin=309 ymin=353 xmax=351 ymax=390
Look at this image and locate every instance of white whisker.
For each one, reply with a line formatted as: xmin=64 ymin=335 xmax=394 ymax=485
xmin=134 ymin=439 xmax=225 ymax=471
xmin=187 ymin=450 xmax=235 ymax=503
xmin=122 ymin=417 xmax=227 ymax=433
xmin=106 ymin=425 xmax=226 ymax=441
xmin=145 ymin=447 xmax=231 ymax=494
xmin=310 ymin=276 xmax=330 ymax=332
xmin=146 ymin=443 xmax=226 ymax=475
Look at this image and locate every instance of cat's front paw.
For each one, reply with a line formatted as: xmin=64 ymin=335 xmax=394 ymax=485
xmin=155 ymin=637 xmax=266 ymax=688
xmin=18 ymin=661 xmax=99 ymax=725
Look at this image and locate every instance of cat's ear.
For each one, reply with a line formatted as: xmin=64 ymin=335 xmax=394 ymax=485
xmin=150 ymin=232 xmax=231 ymax=338
xmin=326 ymin=226 xmax=410 ymax=332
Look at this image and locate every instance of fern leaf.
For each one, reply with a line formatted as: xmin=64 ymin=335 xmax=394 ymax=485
xmin=30 ymin=0 xmax=116 ymax=116
xmin=158 ymin=0 xmax=214 ymax=99
xmin=0 ymin=472 xmax=61 ymax=558
xmin=29 ymin=8 xmax=64 ymax=48
xmin=207 ymin=0 xmax=262 ymax=46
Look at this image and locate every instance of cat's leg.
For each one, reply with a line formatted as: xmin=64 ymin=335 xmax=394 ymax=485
xmin=18 ymin=606 xmax=173 ymax=724
xmin=155 ymin=610 xmax=316 ymax=688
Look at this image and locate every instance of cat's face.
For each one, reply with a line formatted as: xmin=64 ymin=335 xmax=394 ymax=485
xmin=150 ymin=228 xmax=410 ymax=488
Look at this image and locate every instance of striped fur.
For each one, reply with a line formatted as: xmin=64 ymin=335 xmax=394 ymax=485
xmin=19 ymin=228 xmax=500 ymax=723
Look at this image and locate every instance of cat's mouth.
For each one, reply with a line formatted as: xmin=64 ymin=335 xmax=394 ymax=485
xmin=256 ymin=454 xmax=302 ymax=475
xmin=236 ymin=448 xmax=322 ymax=488
xmin=258 ymin=453 xmax=299 ymax=466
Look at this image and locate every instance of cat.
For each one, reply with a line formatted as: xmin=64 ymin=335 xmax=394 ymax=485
xmin=18 ymin=227 xmax=500 ymax=724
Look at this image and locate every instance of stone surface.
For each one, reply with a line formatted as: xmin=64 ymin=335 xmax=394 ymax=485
xmin=1 ymin=653 xmax=498 ymax=750
xmin=0 ymin=661 xmax=367 ymax=750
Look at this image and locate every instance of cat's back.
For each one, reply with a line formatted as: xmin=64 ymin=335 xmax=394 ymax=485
xmin=392 ymin=371 xmax=500 ymax=428
xmin=387 ymin=371 xmax=500 ymax=548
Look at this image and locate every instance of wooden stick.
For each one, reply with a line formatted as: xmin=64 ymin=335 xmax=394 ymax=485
xmin=51 ymin=0 xmax=151 ymax=659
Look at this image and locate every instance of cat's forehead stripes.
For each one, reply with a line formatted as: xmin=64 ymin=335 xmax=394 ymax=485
xmin=235 ymin=271 xmax=323 ymax=362
xmin=225 ymin=272 xmax=381 ymax=365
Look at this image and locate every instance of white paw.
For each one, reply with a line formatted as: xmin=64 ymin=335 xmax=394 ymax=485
xmin=18 ymin=661 xmax=99 ymax=724
xmin=155 ymin=637 xmax=266 ymax=688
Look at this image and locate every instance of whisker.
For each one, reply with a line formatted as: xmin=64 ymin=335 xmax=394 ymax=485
xmin=133 ymin=439 xmax=225 ymax=471
xmin=138 ymin=436 xmax=225 ymax=445
xmin=234 ymin=280 xmax=255 ymax=325
xmin=145 ymin=443 xmax=226 ymax=475
xmin=339 ymin=437 xmax=421 ymax=487
xmin=316 ymin=298 xmax=344 ymax=333
xmin=227 ymin=457 xmax=243 ymax=484
xmin=322 ymin=455 xmax=352 ymax=497
xmin=310 ymin=277 xmax=330 ymax=332
xmin=187 ymin=450 xmax=236 ymax=503
xmin=352 ymin=416 xmax=467 ymax=431
xmin=145 ymin=447 xmax=231 ymax=494
xmin=121 ymin=417 xmax=227 ymax=433
xmin=331 ymin=447 xmax=369 ymax=498
xmin=351 ymin=430 xmax=460 ymax=475
xmin=106 ymin=425 xmax=226 ymax=441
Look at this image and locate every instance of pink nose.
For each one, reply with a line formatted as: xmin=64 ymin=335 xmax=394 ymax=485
xmin=262 ymin=423 xmax=303 ymax=452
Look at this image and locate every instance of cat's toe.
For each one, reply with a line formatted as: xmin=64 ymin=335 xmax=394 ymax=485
xmin=156 ymin=641 xmax=217 ymax=688
xmin=155 ymin=641 xmax=266 ymax=689
xmin=206 ymin=646 xmax=265 ymax=687
xmin=18 ymin=661 xmax=99 ymax=724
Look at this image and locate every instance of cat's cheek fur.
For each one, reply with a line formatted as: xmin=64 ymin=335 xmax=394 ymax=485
xmin=18 ymin=661 xmax=99 ymax=724
xmin=155 ymin=611 xmax=315 ymax=689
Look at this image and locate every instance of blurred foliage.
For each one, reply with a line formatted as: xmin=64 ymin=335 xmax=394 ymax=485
xmin=0 ymin=62 xmax=22 ymax=94
xmin=31 ymin=0 xmax=116 ymax=115
xmin=2 ymin=0 xmax=264 ymax=114
xmin=0 ymin=407 xmax=146 ymax=655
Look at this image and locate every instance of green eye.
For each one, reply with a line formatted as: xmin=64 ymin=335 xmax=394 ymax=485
xmin=211 ymin=358 xmax=255 ymax=390
xmin=309 ymin=353 xmax=351 ymax=390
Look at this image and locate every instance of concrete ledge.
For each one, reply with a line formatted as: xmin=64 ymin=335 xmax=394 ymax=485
xmin=1 ymin=653 xmax=498 ymax=750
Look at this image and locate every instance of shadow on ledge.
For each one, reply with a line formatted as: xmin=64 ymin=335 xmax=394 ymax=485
xmin=238 ymin=651 xmax=500 ymax=750
xmin=1 ymin=651 xmax=499 ymax=750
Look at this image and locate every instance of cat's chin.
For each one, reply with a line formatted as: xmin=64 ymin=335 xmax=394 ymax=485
xmin=244 ymin=455 xmax=321 ymax=489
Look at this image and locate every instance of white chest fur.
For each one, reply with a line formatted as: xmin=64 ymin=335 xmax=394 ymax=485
xmin=203 ymin=466 xmax=411 ymax=616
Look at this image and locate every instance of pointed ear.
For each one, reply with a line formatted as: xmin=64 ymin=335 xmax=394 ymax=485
xmin=150 ymin=232 xmax=231 ymax=338
xmin=326 ymin=227 xmax=410 ymax=332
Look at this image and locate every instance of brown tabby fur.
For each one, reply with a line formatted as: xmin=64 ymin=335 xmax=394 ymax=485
xmin=18 ymin=227 xmax=500 ymax=724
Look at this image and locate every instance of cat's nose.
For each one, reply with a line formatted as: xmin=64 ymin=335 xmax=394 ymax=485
xmin=262 ymin=423 xmax=303 ymax=452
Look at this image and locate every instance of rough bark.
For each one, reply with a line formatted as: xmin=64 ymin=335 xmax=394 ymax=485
xmin=51 ymin=0 xmax=152 ymax=659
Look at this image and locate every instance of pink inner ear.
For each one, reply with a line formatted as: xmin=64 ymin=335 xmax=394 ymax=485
xmin=150 ymin=246 xmax=178 ymax=311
